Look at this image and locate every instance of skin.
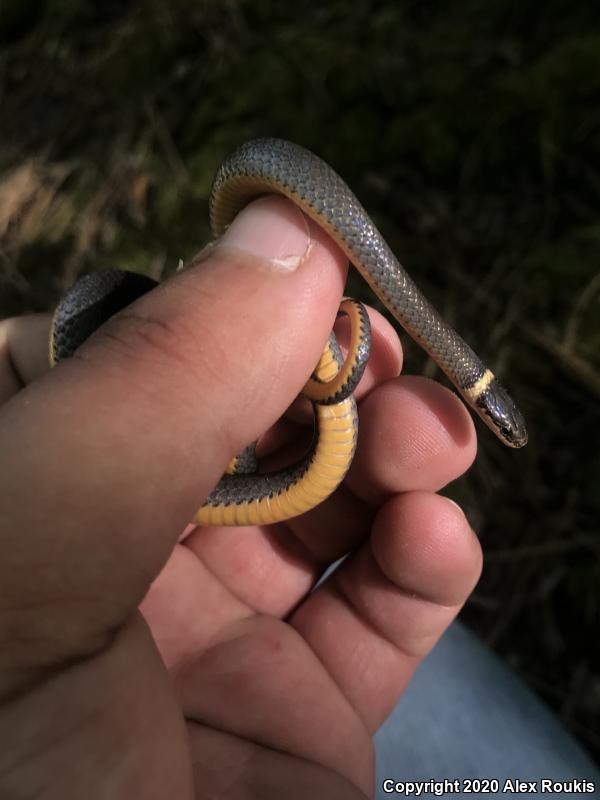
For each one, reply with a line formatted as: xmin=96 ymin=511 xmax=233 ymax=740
xmin=0 ymin=196 xmax=482 ymax=799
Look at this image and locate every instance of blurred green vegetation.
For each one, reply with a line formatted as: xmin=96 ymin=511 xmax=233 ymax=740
xmin=1 ymin=0 xmax=599 ymax=761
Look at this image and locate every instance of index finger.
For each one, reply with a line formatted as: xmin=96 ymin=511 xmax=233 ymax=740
xmin=0 ymin=313 xmax=52 ymax=403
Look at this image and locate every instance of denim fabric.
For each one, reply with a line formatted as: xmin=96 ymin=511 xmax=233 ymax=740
xmin=374 ymin=622 xmax=599 ymax=799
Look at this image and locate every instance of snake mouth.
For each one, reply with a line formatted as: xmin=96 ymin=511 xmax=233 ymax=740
xmin=500 ymin=425 xmax=528 ymax=449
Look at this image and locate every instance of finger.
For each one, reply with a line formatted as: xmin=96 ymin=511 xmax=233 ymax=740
xmin=0 ymin=195 xmax=347 ymax=693
xmin=290 ymin=490 xmax=483 ymax=733
xmin=0 ymin=314 xmax=52 ymax=403
xmin=347 ymin=375 xmax=477 ymax=504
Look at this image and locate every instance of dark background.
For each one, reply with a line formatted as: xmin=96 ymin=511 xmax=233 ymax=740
xmin=1 ymin=0 xmax=598 ymax=763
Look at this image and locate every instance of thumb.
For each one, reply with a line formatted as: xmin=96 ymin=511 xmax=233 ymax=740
xmin=0 ymin=195 xmax=347 ymax=689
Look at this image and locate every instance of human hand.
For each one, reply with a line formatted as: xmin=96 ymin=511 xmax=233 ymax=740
xmin=0 ymin=196 xmax=482 ymax=799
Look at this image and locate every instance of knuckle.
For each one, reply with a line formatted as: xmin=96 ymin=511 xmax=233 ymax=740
xmin=87 ymin=310 xmax=191 ymax=369
xmin=77 ymin=306 xmax=233 ymax=395
xmin=75 ymin=309 xmax=236 ymax=412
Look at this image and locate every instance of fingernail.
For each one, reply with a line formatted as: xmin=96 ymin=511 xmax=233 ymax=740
xmin=218 ymin=195 xmax=310 ymax=271
xmin=445 ymin=497 xmax=466 ymax=517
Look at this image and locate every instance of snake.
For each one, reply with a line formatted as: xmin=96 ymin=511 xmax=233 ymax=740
xmin=50 ymin=138 xmax=527 ymax=527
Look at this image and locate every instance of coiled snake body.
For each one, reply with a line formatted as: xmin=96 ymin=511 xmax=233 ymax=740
xmin=51 ymin=138 xmax=527 ymax=526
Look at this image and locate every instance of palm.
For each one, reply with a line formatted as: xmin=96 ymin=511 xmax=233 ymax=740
xmin=140 ymin=518 xmax=374 ymax=798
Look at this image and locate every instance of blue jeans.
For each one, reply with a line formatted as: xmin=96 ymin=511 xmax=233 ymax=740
xmin=374 ymin=622 xmax=600 ymax=798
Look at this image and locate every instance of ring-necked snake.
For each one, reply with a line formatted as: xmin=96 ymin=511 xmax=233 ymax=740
xmin=50 ymin=138 xmax=527 ymax=527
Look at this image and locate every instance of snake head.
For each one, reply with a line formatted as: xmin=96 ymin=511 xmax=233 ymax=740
xmin=475 ymin=378 xmax=528 ymax=448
